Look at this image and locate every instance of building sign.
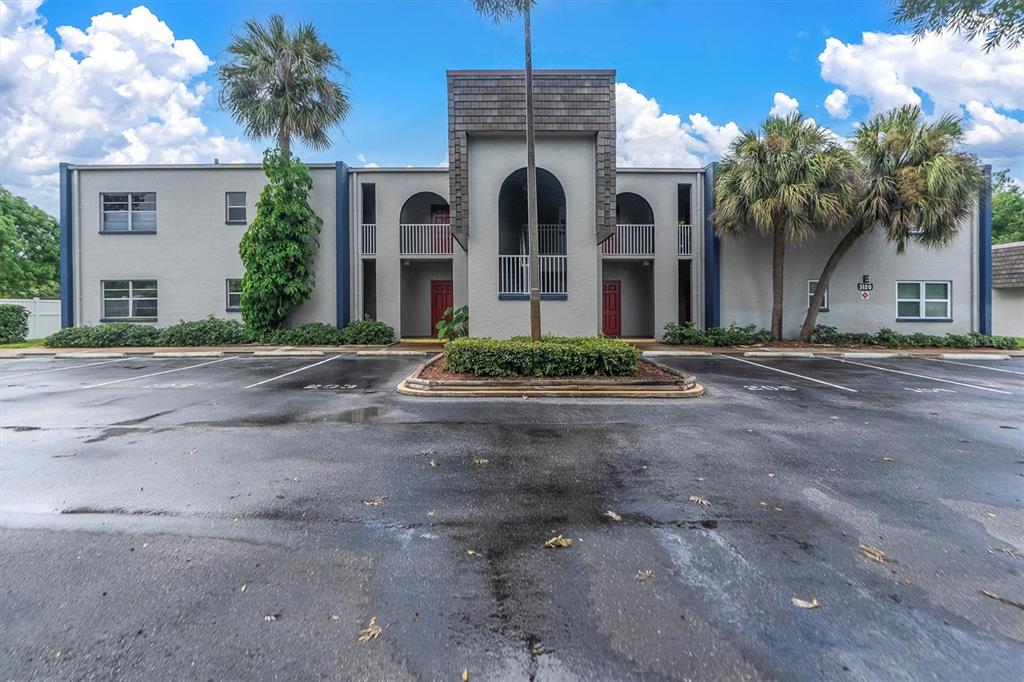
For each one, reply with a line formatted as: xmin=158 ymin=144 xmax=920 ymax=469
xmin=857 ymin=274 xmax=874 ymax=292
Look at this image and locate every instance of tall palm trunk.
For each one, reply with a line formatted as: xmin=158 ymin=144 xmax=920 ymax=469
xmin=524 ymin=6 xmax=541 ymax=341
xmin=771 ymin=225 xmax=786 ymax=340
xmin=798 ymin=225 xmax=864 ymax=342
xmin=277 ymin=128 xmax=290 ymax=157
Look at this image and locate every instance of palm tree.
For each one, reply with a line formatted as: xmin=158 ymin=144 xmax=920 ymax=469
xmin=797 ymin=105 xmax=984 ymax=341
xmin=473 ymin=0 xmax=542 ymax=341
xmin=217 ymin=15 xmax=350 ymax=157
xmin=716 ymin=114 xmax=856 ymax=340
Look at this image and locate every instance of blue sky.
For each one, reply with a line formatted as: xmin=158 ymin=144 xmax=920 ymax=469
xmin=2 ymin=0 xmax=1021 ymax=211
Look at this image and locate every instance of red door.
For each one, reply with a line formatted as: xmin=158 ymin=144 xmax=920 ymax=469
xmin=431 ymin=204 xmax=451 ymax=252
xmin=602 ymin=281 xmax=621 ymax=337
xmin=431 ymin=280 xmax=454 ymax=334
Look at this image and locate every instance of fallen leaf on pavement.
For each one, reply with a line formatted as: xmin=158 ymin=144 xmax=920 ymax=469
xmin=882 ymin=457 xmax=894 ymax=462
xmin=689 ymin=495 xmax=711 ymax=506
xmin=858 ymin=543 xmax=893 ymax=563
xmin=240 ymin=584 xmax=247 ymax=592
xmin=767 ymin=473 xmax=776 ymax=478
xmin=604 ymin=510 xmax=622 ymax=522
xmin=183 ymin=448 xmax=197 ymax=456
xmin=263 ymin=613 xmax=281 ymax=621
xmin=635 ymin=569 xmax=654 ymax=582
xmin=980 ymin=590 xmax=1024 ymax=611
xmin=429 ymin=459 xmax=439 ymax=467
xmin=362 ymin=496 xmax=386 ymax=506
xmin=462 ymin=668 xmax=469 ymax=681
xmin=358 ymin=616 xmax=383 ymax=642
xmin=329 ymin=614 xmax=340 ymax=621
xmin=544 ymin=535 xmax=572 ymax=549
xmin=472 ymin=458 xmax=489 ymax=465
xmin=791 ymin=597 xmax=819 ymax=609
xmin=467 ymin=549 xmax=478 ymax=557
xmin=986 ymin=512 xmax=997 ymax=518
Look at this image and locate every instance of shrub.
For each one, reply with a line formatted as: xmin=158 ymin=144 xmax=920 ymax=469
xmin=811 ymin=325 xmax=1018 ymax=349
xmin=436 ymin=305 xmax=469 ymax=340
xmin=261 ymin=318 xmax=393 ymax=346
xmin=662 ymin=321 xmax=708 ymax=345
xmin=0 ymin=304 xmax=29 ymax=344
xmin=45 ymin=323 xmax=160 ymax=348
xmin=340 ymin=317 xmax=394 ymax=345
xmin=444 ymin=336 xmax=638 ymax=377
xmin=663 ymin=322 xmax=772 ymax=346
xmin=157 ymin=316 xmax=247 ymax=346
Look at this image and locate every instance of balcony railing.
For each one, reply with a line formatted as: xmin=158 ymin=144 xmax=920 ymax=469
xmin=601 ymin=223 xmax=654 ymax=256
xmin=361 ymin=224 xmax=376 ymax=256
xmin=498 ymin=255 xmax=568 ymax=296
xmin=519 ymin=224 xmax=566 ymax=255
xmin=678 ymin=223 xmax=694 ymax=256
xmin=400 ymin=223 xmax=453 ymax=256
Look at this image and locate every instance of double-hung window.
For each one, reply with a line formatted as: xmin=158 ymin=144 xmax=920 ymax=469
xmin=102 ymin=280 xmax=158 ymax=320
xmin=226 ymin=192 xmax=247 ymax=223
xmin=807 ymin=280 xmax=829 ymax=312
xmin=226 ymin=279 xmax=243 ymax=310
xmin=101 ymin=193 xmax=156 ymax=232
xmin=896 ymin=281 xmax=950 ymax=321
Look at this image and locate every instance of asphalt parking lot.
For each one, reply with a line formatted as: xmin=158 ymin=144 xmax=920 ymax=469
xmin=1 ymin=353 xmax=1022 ymax=680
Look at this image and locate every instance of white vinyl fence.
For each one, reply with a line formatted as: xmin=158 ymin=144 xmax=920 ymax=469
xmin=1 ymin=298 xmax=61 ymax=338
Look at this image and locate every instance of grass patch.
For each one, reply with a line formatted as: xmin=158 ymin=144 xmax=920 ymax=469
xmin=0 ymin=338 xmax=45 ymax=349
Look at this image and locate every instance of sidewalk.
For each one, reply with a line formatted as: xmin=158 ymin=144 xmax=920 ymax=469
xmin=635 ymin=341 xmax=1022 ymax=359
xmin=0 ymin=343 xmax=433 ymax=359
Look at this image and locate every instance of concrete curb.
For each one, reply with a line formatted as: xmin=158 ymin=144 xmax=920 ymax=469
xmin=397 ymin=378 xmax=705 ymax=399
xmin=358 ymin=350 xmax=431 ymax=356
xmin=152 ymin=351 xmax=224 ymax=358
xmin=252 ymin=350 xmax=324 ymax=357
xmin=642 ymin=350 xmax=712 ymax=357
xmin=744 ymin=351 xmax=815 ymax=358
xmin=939 ymin=353 xmax=1011 ymax=360
xmin=53 ymin=352 xmax=125 ymax=359
xmin=839 ymin=352 xmax=908 ymax=359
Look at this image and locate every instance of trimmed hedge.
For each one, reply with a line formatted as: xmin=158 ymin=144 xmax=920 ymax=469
xmin=44 ymin=317 xmax=394 ymax=348
xmin=811 ymin=325 xmax=1018 ymax=349
xmin=0 ymin=304 xmax=30 ymax=344
xmin=663 ymin=322 xmax=774 ymax=346
xmin=444 ymin=336 xmax=639 ymax=377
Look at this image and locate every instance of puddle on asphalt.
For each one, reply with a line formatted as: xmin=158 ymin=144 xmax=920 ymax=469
xmin=186 ymin=405 xmax=382 ymax=428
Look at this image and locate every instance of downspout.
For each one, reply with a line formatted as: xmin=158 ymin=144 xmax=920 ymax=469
xmin=58 ymin=163 xmax=73 ymax=327
xmin=702 ymin=162 xmax=720 ymax=328
xmin=75 ymin=169 xmax=82 ymax=325
xmin=335 ymin=161 xmax=351 ymax=327
xmin=978 ymin=165 xmax=992 ymax=335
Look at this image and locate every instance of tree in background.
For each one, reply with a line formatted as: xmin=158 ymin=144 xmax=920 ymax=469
xmin=798 ymin=105 xmax=984 ymax=341
xmin=473 ymin=0 xmax=543 ymax=341
xmin=893 ymin=0 xmax=1024 ymax=50
xmin=992 ymin=170 xmax=1024 ymax=244
xmin=715 ymin=115 xmax=856 ymax=340
xmin=218 ymin=14 xmax=349 ymax=156
xmin=238 ymin=150 xmax=322 ymax=334
xmin=0 ymin=187 xmax=60 ymax=299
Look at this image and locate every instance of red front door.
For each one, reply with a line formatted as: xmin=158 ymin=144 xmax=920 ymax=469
xmin=430 ymin=280 xmax=454 ymax=334
xmin=602 ymin=281 xmax=621 ymax=337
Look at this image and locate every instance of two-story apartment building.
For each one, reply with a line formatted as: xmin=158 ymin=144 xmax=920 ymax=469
xmin=58 ymin=70 xmax=994 ymax=340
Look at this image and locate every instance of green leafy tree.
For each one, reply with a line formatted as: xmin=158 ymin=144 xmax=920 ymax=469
xmin=992 ymin=170 xmax=1024 ymax=244
xmin=798 ymin=105 xmax=984 ymax=341
xmin=892 ymin=0 xmax=1024 ymax=51
xmin=218 ymin=14 xmax=350 ymax=156
xmin=715 ymin=114 xmax=856 ymax=340
xmin=0 ymin=187 xmax=60 ymax=298
xmin=239 ymin=150 xmax=322 ymax=334
xmin=473 ymin=0 xmax=543 ymax=341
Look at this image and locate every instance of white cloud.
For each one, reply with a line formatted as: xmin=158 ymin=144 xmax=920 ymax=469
xmin=824 ymin=89 xmax=850 ymax=119
xmin=963 ymin=101 xmax=1024 ymax=169
xmin=769 ymin=92 xmax=800 ymax=117
xmin=615 ymin=82 xmax=741 ymax=167
xmin=0 ymin=2 xmax=254 ymax=213
xmin=355 ymin=153 xmax=379 ymax=168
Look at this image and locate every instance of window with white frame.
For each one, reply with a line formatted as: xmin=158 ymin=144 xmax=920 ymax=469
xmin=226 ymin=279 xmax=242 ymax=310
xmin=101 ymin=193 xmax=156 ymax=232
xmin=896 ymin=281 xmax=950 ymax=320
xmin=807 ymin=280 xmax=829 ymax=311
xmin=102 ymin=280 xmax=158 ymax=319
xmin=226 ymin=192 xmax=247 ymax=223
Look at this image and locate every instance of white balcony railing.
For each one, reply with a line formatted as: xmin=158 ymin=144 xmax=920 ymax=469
xmin=498 ymin=255 xmax=568 ymax=296
xmin=519 ymin=224 xmax=566 ymax=255
xmin=678 ymin=223 xmax=694 ymax=256
xmin=601 ymin=223 xmax=655 ymax=256
xmin=400 ymin=223 xmax=453 ymax=256
xmin=361 ymin=224 xmax=376 ymax=256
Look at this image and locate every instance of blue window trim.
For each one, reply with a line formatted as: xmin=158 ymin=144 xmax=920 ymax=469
xmin=225 ymin=307 xmax=241 ymax=313
xmin=896 ymin=318 xmax=953 ymax=323
xmin=979 ymin=165 xmax=992 ymax=335
xmin=498 ymin=294 xmax=568 ymax=301
xmin=59 ymin=163 xmax=73 ymax=328
xmin=336 ymin=162 xmax=351 ymax=327
xmin=99 ymin=317 xmax=158 ymax=324
xmin=98 ymin=230 xmax=157 ymax=235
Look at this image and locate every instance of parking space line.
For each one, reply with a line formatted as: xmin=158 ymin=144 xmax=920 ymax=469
xmin=81 ymin=357 xmax=236 ymax=389
xmin=926 ymin=358 xmax=1024 ymax=376
xmin=826 ymin=357 xmax=1012 ymax=395
xmin=720 ymin=355 xmax=858 ymax=393
xmin=3 ymin=357 xmax=130 ymax=380
xmin=243 ymin=354 xmax=341 ymax=389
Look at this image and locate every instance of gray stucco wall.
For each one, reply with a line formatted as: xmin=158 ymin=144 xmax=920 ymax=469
xmin=400 ymin=260 xmax=454 ymax=337
xmin=601 ymin=261 xmax=654 ymax=337
xmin=993 ymin=287 xmax=1024 ymax=336
xmin=718 ymin=204 xmax=981 ymax=337
xmin=466 ymin=134 xmax=599 ymax=338
xmin=72 ymin=165 xmax=336 ymax=327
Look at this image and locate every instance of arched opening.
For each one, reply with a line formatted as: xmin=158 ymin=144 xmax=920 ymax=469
xmin=601 ymin=192 xmax=655 ymax=337
xmin=399 ymin=191 xmax=451 ymax=256
xmin=398 ymin=191 xmax=452 ymax=337
xmin=616 ymin=192 xmax=654 ymax=225
xmin=497 ymin=168 xmax=568 ymax=296
xmin=400 ymin=191 xmax=449 ymax=226
xmin=603 ymin=192 xmax=655 ymax=257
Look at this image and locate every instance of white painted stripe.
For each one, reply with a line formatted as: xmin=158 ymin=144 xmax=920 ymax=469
xmin=840 ymin=352 xmax=902 ymax=359
xmin=252 ymin=350 xmax=324 ymax=357
xmin=720 ymin=354 xmax=858 ymax=393
xmin=827 ymin=357 xmax=1012 ymax=395
xmin=243 ymin=354 xmax=340 ymax=389
xmin=152 ymin=351 xmax=224 ymax=358
xmin=3 ymin=357 xmax=130 ymax=379
xmin=81 ymin=357 xmax=236 ymax=389
xmin=927 ymin=357 xmax=1024 ymax=376
xmin=744 ymin=351 xmax=815 ymax=358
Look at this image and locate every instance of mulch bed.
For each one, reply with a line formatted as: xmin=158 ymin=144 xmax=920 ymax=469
xmin=419 ymin=355 xmax=683 ymax=384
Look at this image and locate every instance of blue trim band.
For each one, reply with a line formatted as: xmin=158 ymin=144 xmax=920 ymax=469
xmin=978 ymin=164 xmax=992 ymax=335
xmin=336 ymin=162 xmax=351 ymax=328
xmin=498 ymin=294 xmax=568 ymax=301
xmin=59 ymin=162 xmax=73 ymax=328
xmin=702 ymin=163 xmax=720 ymax=328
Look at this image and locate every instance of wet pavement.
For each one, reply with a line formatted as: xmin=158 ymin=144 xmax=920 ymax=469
xmin=1 ymin=353 xmax=1022 ymax=680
